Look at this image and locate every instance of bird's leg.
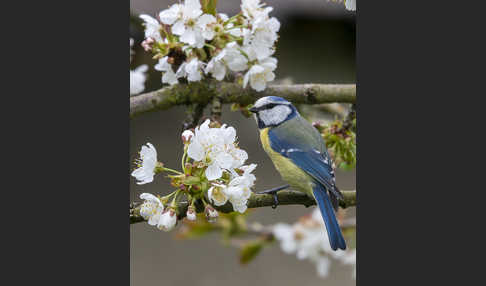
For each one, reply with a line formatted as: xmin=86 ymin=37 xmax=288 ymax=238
xmin=256 ymin=184 xmax=290 ymax=209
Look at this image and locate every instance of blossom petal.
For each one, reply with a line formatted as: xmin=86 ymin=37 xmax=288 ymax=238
xmin=206 ymin=163 xmax=223 ymax=181
xmin=159 ymin=4 xmax=182 ymax=25
xmin=172 ymin=20 xmax=186 ymax=35
xmin=180 ymin=28 xmax=196 ymax=45
xmin=187 ymin=140 xmax=205 ymax=161
xmin=215 ymin=152 xmax=234 ymax=169
xmin=208 ymin=186 xmax=228 ymax=206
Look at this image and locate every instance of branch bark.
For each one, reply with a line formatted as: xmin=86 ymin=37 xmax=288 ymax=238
xmin=130 ymin=82 xmax=356 ymax=118
xmin=130 ymin=190 xmax=356 ymax=224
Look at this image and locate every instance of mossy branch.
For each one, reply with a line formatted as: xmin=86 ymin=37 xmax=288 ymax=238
xmin=130 ymin=81 xmax=356 ymax=118
xmin=130 ymin=189 xmax=356 ymax=224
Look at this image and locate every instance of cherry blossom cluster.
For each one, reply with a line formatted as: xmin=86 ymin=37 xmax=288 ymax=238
xmin=131 ymin=119 xmax=257 ymax=231
xmin=185 ymin=119 xmax=256 ymax=213
xmin=139 ymin=0 xmax=279 ymax=91
xmin=130 ymin=38 xmax=148 ymax=96
xmin=273 ymin=209 xmax=356 ymax=279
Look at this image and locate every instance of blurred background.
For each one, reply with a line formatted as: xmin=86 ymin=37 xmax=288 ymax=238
xmin=130 ymin=1 xmax=355 ymax=285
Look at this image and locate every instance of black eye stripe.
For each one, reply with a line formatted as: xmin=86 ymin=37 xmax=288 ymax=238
xmin=263 ymin=103 xmax=278 ymax=109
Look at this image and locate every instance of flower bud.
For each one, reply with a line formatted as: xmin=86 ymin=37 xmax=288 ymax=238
xmin=157 ymin=209 xmax=177 ymax=231
xmin=184 ymin=163 xmax=192 ymax=175
xmin=186 ymin=206 xmax=196 ymax=221
xmin=154 ymin=161 xmax=165 ymax=174
xmin=141 ymin=37 xmax=155 ymax=52
xmin=312 ymin=121 xmax=323 ymax=131
xmin=181 ymin=130 xmax=194 ymax=144
xmin=205 ymin=205 xmax=219 ymax=223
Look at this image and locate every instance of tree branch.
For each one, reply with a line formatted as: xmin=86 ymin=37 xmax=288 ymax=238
xmin=182 ymin=103 xmax=205 ymax=131
xmin=130 ymin=82 xmax=356 ymax=118
xmin=130 ymin=190 xmax=356 ymax=224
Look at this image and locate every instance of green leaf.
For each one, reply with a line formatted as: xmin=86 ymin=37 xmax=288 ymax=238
xmin=201 ymin=0 xmax=218 ymax=16
xmin=239 ymin=239 xmax=264 ymax=264
xmin=176 ymin=221 xmax=216 ymax=239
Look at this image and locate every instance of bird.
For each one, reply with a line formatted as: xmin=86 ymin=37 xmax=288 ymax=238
xmin=249 ymin=96 xmax=346 ymax=250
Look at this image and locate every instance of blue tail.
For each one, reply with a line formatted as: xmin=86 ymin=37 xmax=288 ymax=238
xmin=313 ymin=184 xmax=346 ymax=250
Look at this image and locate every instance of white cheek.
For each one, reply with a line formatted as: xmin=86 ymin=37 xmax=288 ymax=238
xmin=259 ymin=105 xmax=292 ymax=126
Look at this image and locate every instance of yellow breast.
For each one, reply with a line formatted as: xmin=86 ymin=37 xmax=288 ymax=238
xmin=260 ymin=128 xmax=314 ymax=194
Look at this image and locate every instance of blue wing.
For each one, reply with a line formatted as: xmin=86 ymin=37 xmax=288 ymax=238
xmin=267 ymin=120 xmax=342 ymax=201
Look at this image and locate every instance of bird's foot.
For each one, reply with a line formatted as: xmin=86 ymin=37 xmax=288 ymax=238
xmin=256 ymin=184 xmax=290 ymax=209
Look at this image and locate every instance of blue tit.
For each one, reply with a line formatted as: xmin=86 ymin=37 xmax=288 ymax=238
xmin=249 ymin=96 xmax=346 ymax=250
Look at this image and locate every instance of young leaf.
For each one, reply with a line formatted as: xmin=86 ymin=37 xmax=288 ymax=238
xmin=201 ymin=0 xmax=218 ymax=16
xmin=239 ymin=239 xmax=264 ymax=265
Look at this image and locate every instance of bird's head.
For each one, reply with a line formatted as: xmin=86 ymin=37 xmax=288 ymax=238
xmin=249 ymin=96 xmax=299 ymax=129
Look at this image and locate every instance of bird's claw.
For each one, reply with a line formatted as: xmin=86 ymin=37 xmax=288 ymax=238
xmin=271 ymin=192 xmax=279 ymax=209
xmin=256 ymin=184 xmax=289 ymax=209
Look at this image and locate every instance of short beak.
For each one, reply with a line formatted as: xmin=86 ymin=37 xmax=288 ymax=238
xmin=249 ymin=106 xmax=258 ymax=113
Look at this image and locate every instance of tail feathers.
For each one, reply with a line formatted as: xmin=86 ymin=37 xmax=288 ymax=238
xmin=329 ymin=192 xmax=339 ymax=211
xmin=313 ymin=185 xmax=346 ymax=251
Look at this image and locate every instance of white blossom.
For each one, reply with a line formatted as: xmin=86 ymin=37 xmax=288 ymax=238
xmin=247 ymin=16 xmax=280 ymax=60
xmin=345 ymin=0 xmax=356 ymax=11
xmin=204 ymin=50 xmax=227 ymax=80
xmin=196 ymin=14 xmax=218 ymax=41
xmin=139 ymin=14 xmax=162 ymax=42
xmin=139 ymin=193 xmax=164 ymax=226
xmin=205 ymin=205 xmax=219 ymax=222
xmin=272 ymin=208 xmax=356 ymax=279
xmin=316 ymin=257 xmax=331 ymax=277
xmin=184 ymin=120 xmax=255 ymax=213
xmin=130 ymin=65 xmax=148 ymax=95
xmin=176 ymin=58 xmax=204 ymax=82
xmin=243 ymin=57 xmax=277 ymax=91
xmin=186 ymin=206 xmax=196 ymax=221
xmin=208 ymin=163 xmax=256 ymax=213
xmin=157 ymin=209 xmax=177 ymax=231
xmin=223 ymin=42 xmax=249 ymax=72
xmin=239 ymin=0 xmax=280 ymax=61
xmin=241 ymin=0 xmax=273 ymax=19
xmin=187 ymin=119 xmax=248 ymax=181
xmin=218 ymin=13 xmax=229 ymax=22
xmin=141 ymin=37 xmax=155 ymax=52
xmin=130 ymin=38 xmax=148 ymax=96
xmin=208 ymin=183 xmax=229 ymax=206
xmin=181 ymin=130 xmax=194 ymax=143
xmin=158 ymin=3 xmax=183 ymax=25
xmin=131 ymin=143 xmax=158 ymax=185
xmin=185 ymin=58 xmax=204 ymax=82
xmin=160 ymin=0 xmax=205 ymax=48
xmin=139 ymin=0 xmax=280 ymax=92
xmin=273 ymin=223 xmax=298 ymax=253
xmin=202 ymin=42 xmax=247 ymax=77
xmin=154 ymin=56 xmax=179 ymax=85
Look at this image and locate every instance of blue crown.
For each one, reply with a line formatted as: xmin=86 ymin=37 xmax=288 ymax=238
xmin=266 ymin=96 xmax=289 ymax=103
